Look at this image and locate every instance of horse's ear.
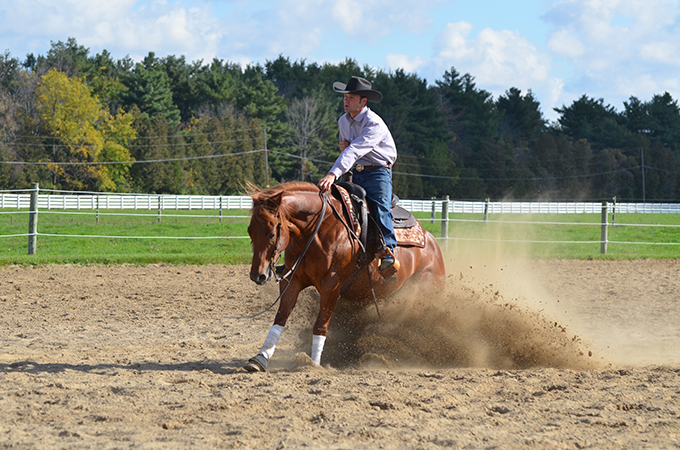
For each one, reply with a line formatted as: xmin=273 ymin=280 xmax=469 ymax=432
xmin=268 ymin=191 xmax=284 ymax=208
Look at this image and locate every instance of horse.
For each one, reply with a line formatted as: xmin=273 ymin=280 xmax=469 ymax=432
xmin=244 ymin=181 xmax=446 ymax=372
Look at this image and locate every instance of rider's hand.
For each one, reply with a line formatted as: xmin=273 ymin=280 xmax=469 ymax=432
xmin=318 ymin=173 xmax=336 ymax=192
xmin=339 ymin=140 xmax=350 ymax=152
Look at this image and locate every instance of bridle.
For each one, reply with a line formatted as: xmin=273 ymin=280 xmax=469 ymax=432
xmin=273 ymin=190 xmax=328 ymax=283
xmin=226 ymin=190 xmax=329 ymax=320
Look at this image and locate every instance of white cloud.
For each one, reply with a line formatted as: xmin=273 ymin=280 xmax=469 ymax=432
xmin=0 ymin=0 xmax=443 ymax=67
xmin=422 ymin=19 xmax=569 ymax=119
xmin=433 ymin=21 xmax=476 ymax=62
xmin=430 ymin=21 xmax=556 ymax=92
xmin=640 ymin=41 xmax=680 ymax=65
xmin=548 ymin=29 xmax=584 ymax=59
xmin=332 ymin=0 xmax=365 ymax=35
xmin=543 ymin=0 xmax=680 ymax=110
xmin=330 ymin=0 xmax=439 ymax=36
xmin=385 ymin=53 xmax=425 ymax=73
xmin=385 ymin=7 xmax=434 ymax=35
xmin=0 ymin=0 xmax=222 ymax=61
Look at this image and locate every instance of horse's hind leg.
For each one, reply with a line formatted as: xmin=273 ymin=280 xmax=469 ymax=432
xmin=311 ymin=334 xmax=326 ymax=366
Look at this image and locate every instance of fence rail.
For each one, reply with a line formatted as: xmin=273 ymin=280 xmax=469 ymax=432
xmin=400 ymin=199 xmax=680 ymax=214
xmin=2 ymin=187 xmax=679 ymax=257
xmin=0 ymin=193 xmax=253 ymax=211
xmin=2 ymin=192 xmax=680 ymax=214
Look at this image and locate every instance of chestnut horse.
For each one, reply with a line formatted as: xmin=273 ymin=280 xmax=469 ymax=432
xmin=244 ymin=181 xmax=446 ymax=372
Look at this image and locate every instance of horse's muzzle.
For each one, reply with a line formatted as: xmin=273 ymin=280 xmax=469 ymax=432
xmin=250 ymin=267 xmax=273 ymax=285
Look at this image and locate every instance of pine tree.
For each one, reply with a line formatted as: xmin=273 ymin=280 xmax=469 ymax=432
xmin=121 ymin=53 xmax=181 ymax=125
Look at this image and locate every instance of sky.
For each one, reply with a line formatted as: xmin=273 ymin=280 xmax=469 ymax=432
xmin=2 ymin=0 xmax=680 ymax=122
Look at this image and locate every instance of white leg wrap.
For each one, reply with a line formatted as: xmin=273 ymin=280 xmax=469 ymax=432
xmin=259 ymin=324 xmax=284 ymax=360
xmin=311 ymin=334 xmax=326 ymax=366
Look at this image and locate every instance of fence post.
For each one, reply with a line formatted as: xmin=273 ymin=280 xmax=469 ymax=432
xmin=28 ymin=182 xmax=38 ymax=255
xmin=430 ymin=197 xmax=436 ymax=224
xmin=600 ymin=201 xmax=608 ymax=254
xmin=220 ymin=197 xmax=223 ymax=223
xmin=441 ymin=195 xmax=449 ymax=252
xmin=158 ymin=195 xmax=162 ymax=223
xmin=611 ymin=196 xmax=616 ymax=226
xmin=483 ymin=197 xmax=490 ymax=223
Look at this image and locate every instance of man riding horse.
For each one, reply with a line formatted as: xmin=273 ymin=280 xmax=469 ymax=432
xmin=243 ymin=77 xmax=446 ymax=372
xmin=317 ymin=76 xmax=399 ymax=280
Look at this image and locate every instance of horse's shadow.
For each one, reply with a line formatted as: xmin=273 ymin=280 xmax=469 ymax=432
xmin=0 ymin=359 xmax=249 ymax=375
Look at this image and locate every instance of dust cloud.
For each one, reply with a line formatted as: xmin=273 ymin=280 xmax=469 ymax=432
xmin=317 ymin=241 xmax=597 ymax=371
xmin=318 ymin=235 xmax=680 ymax=370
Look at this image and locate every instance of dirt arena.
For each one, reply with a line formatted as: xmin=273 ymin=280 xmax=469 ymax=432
xmin=1 ymin=254 xmax=679 ymax=448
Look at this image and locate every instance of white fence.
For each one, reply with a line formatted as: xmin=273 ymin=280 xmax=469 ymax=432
xmin=2 ymin=189 xmax=680 ymax=256
xmin=400 ymin=199 xmax=680 ymax=214
xmin=2 ymin=192 xmax=680 ymax=214
xmin=0 ymin=193 xmax=253 ymax=211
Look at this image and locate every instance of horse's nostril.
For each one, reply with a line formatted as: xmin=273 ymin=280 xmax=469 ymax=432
xmin=250 ymin=272 xmax=268 ymax=285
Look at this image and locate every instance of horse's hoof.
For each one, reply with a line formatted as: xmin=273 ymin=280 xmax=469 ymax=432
xmin=244 ymin=354 xmax=268 ymax=372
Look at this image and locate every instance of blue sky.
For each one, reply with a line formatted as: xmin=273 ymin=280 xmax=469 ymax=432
xmin=2 ymin=0 xmax=680 ymax=121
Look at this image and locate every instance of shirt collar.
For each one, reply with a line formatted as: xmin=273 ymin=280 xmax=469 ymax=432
xmin=348 ymin=106 xmax=369 ymax=123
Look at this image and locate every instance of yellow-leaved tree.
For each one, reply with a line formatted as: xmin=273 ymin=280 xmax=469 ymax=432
xmin=35 ymin=69 xmax=136 ymax=191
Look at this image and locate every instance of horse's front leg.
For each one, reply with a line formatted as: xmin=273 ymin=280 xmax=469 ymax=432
xmin=310 ymin=285 xmax=342 ymax=366
xmin=245 ymin=278 xmax=303 ymax=372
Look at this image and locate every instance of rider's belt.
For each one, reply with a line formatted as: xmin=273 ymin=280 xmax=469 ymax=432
xmin=353 ymin=163 xmax=392 ymax=172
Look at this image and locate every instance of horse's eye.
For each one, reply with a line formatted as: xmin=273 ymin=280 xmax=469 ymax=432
xmin=268 ymin=233 xmax=276 ymax=240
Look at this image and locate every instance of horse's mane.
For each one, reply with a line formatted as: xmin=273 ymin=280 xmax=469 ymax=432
xmin=249 ymin=181 xmax=319 ymax=223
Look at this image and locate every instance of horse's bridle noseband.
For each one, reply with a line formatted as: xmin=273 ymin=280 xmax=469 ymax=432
xmin=267 ymin=221 xmax=285 ymax=282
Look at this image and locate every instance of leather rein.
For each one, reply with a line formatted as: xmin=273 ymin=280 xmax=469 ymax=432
xmin=226 ymin=190 xmax=329 ymax=320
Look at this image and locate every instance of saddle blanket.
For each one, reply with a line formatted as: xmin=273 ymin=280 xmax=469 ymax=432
xmin=395 ymin=220 xmax=425 ymax=248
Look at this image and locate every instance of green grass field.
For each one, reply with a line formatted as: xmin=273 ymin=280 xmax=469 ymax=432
xmin=0 ymin=208 xmax=678 ymax=265
xmin=0 ymin=209 xmax=253 ymax=265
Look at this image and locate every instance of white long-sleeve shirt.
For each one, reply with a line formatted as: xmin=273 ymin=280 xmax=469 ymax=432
xmin=328 ymin=107 xmax=397 ymax=179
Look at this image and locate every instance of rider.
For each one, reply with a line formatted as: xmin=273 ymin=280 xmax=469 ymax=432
xmin=317 ymin=76 xmax=399 ymax=279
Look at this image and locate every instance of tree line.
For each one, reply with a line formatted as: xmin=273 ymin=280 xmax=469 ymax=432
xmin=1 ymin=37 xmax=679 ymax=201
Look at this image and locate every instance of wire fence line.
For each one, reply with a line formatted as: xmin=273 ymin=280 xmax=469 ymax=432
xmin=1 ymin=186 xmax=680 ymax=254
xmin=447 ymin=217 xmax=680 ymax=228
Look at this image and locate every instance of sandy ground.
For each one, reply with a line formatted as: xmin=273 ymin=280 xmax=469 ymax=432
xmin=1 ymin=255 xmax=679 ymax=449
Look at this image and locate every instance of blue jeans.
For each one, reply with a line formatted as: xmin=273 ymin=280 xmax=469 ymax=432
xmin=352 ymin=167 xmax=397 ymax=250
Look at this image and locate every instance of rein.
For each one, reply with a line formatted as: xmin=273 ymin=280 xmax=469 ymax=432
xmin=226 ymin=191 xmax=329 ymax=320
xmin=275 ymin=190 xmax=328 ymax=283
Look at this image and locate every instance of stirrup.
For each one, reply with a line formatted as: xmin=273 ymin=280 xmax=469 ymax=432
xmin=379 ymin=255 xmax=396 ymax=271
xmin=379 ymin=249 xmax=399 ymax=280
xmin=380 ymin=263 xmax=399 ymax=281
xmin=381 ymin=269 xmax=398 ymax=282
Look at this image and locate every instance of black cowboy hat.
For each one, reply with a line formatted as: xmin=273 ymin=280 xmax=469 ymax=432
xmin=332 ymin=76 xmax=383 ymax=103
